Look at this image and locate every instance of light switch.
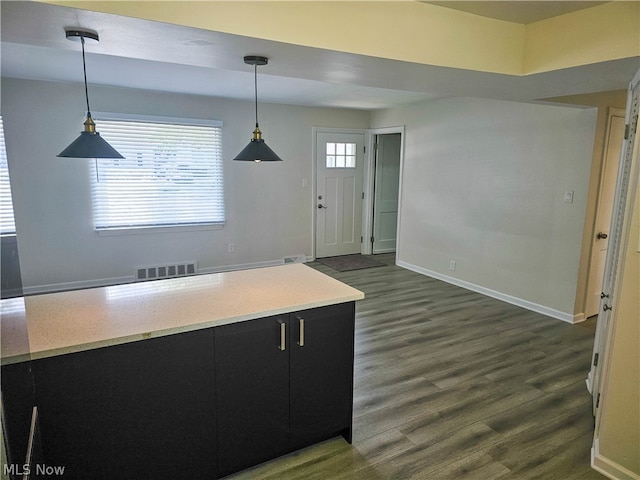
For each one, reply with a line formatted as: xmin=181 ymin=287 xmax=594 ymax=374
xmin=564 ymin=190 xmax=574 ymax=203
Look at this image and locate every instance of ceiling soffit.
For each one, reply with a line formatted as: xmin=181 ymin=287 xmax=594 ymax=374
xmin=37 ymin=1 xmax=639 ymax=76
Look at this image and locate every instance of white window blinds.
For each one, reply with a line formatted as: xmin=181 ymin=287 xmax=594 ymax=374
xmin=91 ymin=115 xmax=224 ymax=231
xmin=0 ymin=116 xmax=16 ymax=235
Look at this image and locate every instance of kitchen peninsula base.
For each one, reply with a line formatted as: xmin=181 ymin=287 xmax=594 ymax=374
xmin=1 ymin=264 xmax=363 ymax=479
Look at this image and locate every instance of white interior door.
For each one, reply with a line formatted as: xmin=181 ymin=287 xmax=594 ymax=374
xmin=315 ymin=132 xmax=365 ymax=258
xmin=372 ymin=133 xmax=401 ymax=253
xmin=585 ymin=110 xmax=626 ymax=317
xmin=587 ymin=70 xmax=639 ymax=413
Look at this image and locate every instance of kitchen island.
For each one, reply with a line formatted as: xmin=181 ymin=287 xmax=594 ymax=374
xmin=1 ymin=263 xmax=364 ymax=479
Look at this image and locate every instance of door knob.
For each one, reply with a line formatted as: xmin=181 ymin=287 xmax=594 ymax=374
xmin=318 ymin=204 xmax=327 ymax=209
xmin=597 ymin=232 xmax=608 ymax=240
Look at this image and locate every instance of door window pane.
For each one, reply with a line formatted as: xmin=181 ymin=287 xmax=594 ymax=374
xmin=325 ymin=142 xmax=356 ymax=169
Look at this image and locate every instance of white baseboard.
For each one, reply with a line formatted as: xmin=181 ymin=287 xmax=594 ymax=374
xmin=198 ymin=258 xmax=298 ymax=275
xmin=592 ymin=439 xmax=640 ymax=480
xmin=396 ymin=260 xmax=576 ymax=324
xmin=23 ymin=276 xmax=134 ymax=295
xmin=22 ymin=257 xmax=311 ymax=295
xmin=573 ymin=312 xmax=587 ymax=323
xmin=372 ymin=248 xmax=396 ymax=254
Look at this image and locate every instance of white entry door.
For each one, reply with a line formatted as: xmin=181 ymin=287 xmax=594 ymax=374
xmin=585 ymin=110 xmax=625 ymax=317
xmin=372 ymin=133 xmax=401 ymax=253
xmin=315 ymin=132 xmax=365 ymax=258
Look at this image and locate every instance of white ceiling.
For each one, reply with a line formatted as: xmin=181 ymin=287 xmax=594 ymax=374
xmin=1 ymin=1 xmax=637 ymax=110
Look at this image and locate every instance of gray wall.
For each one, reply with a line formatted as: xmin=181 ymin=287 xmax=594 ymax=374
xmin=1 ymin=78 xmax=369 ymax=292
xmin=371 ymin=97 xmax=597 ymax=321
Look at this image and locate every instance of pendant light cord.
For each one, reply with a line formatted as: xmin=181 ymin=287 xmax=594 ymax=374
xmin=81 ymin=36 xmax=91 ymax=116
xmin=254 ymin=63 xmax=259 ymax=128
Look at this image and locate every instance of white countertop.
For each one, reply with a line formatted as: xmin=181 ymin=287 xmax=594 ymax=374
xmin=1 ymin=264 xmax=364 ymax=365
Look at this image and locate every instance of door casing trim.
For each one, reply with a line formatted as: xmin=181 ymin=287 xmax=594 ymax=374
xmin=311 ymin=126 xmax=405 ymax=261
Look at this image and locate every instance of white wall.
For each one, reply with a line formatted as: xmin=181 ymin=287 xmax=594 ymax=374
xmin=371 ymin=97 xmax=597 ymax=321
xmin=1 ymin=78 xmax=369 ymax=292
xmin=1 ymin=78 xmax=599 ymax=321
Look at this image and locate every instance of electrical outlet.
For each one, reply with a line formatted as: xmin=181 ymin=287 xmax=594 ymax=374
xmin=449 ymin=260 xmax=456 ymax=271
xmin=228 ymin=243 xmax=235 ymax=253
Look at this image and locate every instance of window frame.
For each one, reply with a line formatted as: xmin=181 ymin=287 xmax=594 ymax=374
xmin=0 ymin=115 xmax=17 ymax=236
xmin=91 ymin=112 xmax=225 ymax=236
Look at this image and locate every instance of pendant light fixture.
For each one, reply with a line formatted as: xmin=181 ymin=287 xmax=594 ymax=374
xmin=58 ymin=29 xmax=123 ymax=159
xmin=233 ymin=55 xmax=283 ymax=162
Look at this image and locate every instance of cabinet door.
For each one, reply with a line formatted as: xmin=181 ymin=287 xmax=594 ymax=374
xmin=1 ymin=361 xmax=39 ymax=479
xmin=214 ymin=315 xmax=290 ymax=477
xmin=289 ymin=302 xmax=355 ymax=449
xmin=31 ymin=329 xmax=217 ymax=480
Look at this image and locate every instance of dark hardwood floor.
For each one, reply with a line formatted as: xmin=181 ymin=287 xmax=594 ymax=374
xmin=228 ymin=254 xmax=606 ymax=479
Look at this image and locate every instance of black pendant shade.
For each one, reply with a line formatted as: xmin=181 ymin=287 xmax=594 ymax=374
xmin=233 ymin=56 xmax=282 ymax=162
xmin=58 ymin=114 xmax=124 ymax=159
xmin=233 ymin=135 xmax=283 ymax=162
xmin=58 ymin=29 xmax=123 ymax=159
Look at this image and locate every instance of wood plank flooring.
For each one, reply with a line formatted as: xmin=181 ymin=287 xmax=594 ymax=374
xmin=227 ymin=254 xmax=606 ymax=479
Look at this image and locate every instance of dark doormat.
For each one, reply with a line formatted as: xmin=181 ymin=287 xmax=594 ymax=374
xmin=315 ymin=254 xmax=385 ymax=272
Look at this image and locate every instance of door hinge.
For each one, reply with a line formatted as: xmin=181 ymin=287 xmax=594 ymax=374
xmin=374 ymin=142 xmax=378 ymax=150
xmin=596 ymin=393 xmax=600 ymax=408
xmin=363 ymin=145 xmax=366 ymax=153
xmin=371 ymin=236 xmax=375 ymax=243
xmin=593 ymin=353 xmax=599 ymax=367
xmin=625 ymin=124 xmax=630 ymax=139
xmin=360 ymin=236 xmax=363 ymax=243
xmin=362 ymin=192 xmax=365 ymax=200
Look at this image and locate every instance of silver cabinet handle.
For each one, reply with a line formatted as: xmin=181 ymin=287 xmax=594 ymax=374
xmin=24 ymin=406 xmax=38 ymax=480
xmin=297 ymin=317 xmax=305 ymax=347
xmin=279 ymin=320 xmax=286 ymax=351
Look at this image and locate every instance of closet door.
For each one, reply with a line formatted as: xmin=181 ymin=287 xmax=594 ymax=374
xmin=588 ymin=69 xmax=640 ymax=413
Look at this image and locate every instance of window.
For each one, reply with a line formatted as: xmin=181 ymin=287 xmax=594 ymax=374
xmin=91 ymin=114 xmax=224 ymax=232
xmin=0 ymin=116 xmax=16 ymax=235
xmin=326 ymin=142 xmax=356 ymax=168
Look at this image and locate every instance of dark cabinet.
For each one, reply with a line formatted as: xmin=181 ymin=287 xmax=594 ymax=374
xmin=1 ymin=361 xmax=38 ymax=479
xmin=30 ymin=329 xmax=217 ymax=480
xmin=214 ymin=314 xmax=291 ymax=477
xmin=2 ymin=301 xmax=355 ymax=479
xmin=215 ymin=302 xmax=355 ymax=477
xmin=289 ymin=303 xmax=355 ymax=449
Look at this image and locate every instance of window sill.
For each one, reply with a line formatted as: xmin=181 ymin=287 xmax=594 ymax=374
xmin=96 ymin=223 xmax=224 ymax=236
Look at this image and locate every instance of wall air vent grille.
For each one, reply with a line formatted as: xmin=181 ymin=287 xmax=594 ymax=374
xmin=136 ymin=262 xmax=197 ymax=282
